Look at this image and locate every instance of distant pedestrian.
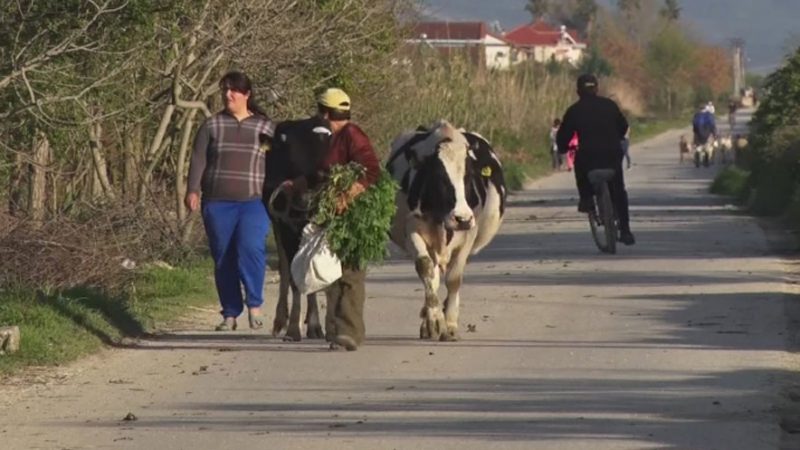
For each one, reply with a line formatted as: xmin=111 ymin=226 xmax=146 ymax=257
xmin=621 ymin=127 xmax=632 ymax=170
xmin=549 ymin=118 xmax=562 ymax=170
xmin=728 ymin=100 xmax=737 ymax=131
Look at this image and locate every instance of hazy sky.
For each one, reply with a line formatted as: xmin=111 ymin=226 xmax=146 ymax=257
xmin=420 ymin=0 xmax=798 ymax=74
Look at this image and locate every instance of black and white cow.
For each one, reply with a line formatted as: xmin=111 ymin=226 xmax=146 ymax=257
xmin=387 ymin=120 xmax=506 ymax=341
xmin=263 ymin=116 xmax=332 ymax=341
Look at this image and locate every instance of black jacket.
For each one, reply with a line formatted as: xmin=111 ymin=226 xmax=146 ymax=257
xmin=556 ymin=94 xmax=629 ymax=169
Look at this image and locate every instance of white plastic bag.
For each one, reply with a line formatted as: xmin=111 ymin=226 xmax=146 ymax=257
xmin=290 ymin=223 xmax=342 ymax=294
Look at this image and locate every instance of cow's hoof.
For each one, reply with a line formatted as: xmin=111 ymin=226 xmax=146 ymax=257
xmin=284 ymin=325 xmax=302 ymax=342
xmin=441 ymin=326 xmax=460 ymax=342
xmin=306 ymin=324 xmax=325 ymax=340
xmin=272 ymin=318 xmax=287 ymax=337
xmin=419 ymin=307 xmax=446 ymax=341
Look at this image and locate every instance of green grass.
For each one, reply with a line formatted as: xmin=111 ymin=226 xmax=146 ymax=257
xmin=126 ymin=259 xmax=216 ymax=331
xmin=504 ymin=160 xmax=552 ymax=191
xmin=711 ymin=166 xmax=750 ymax=198
xmin=629 ymin=115 xmax=690 ymax=144
xmin=0 ymin=260 xmax=214 ymax=374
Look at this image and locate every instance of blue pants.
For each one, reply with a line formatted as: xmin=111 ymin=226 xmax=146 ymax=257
xmin=202 ymin=199 xmax=270 ymax=318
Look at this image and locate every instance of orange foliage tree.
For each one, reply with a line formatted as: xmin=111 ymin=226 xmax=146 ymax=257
xmin=692 ymin=46 xmax=733 ymax=100
xmin=593 ymin=14 xmax=731 ymax=115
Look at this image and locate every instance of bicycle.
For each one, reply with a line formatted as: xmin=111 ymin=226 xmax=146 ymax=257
xmin=587 ymin=169 xmax=619 ymax=254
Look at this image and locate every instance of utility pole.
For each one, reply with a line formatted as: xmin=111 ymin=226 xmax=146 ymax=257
xmin=730 ymin=38 xmax=746 ymax=97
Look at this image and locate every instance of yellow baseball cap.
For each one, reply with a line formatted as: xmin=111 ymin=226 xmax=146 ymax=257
xmin=318 ymin=88 xmax=351 ymax=111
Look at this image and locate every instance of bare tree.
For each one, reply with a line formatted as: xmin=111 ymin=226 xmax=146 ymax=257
xmin=0 ymin=0 xmax=412 ymax=274
xmin=0 ymin=0 xmax=130 ymax=119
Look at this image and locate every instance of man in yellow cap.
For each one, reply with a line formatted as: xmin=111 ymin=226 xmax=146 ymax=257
xmin=281 ymin=88 xmax=380 ymax=350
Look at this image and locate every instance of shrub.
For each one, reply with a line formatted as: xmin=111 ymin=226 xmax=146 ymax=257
xmin=711 ymin=166 xmax=750 ymax=199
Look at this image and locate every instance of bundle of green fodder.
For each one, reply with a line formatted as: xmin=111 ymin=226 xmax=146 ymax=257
xmin=311 ymin=163 xmax=398 ymax=269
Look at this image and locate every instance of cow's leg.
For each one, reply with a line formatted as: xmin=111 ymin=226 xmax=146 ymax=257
xmin=442 ymin=246 xmax=471 ymax=341
xmin=272 ymin=231 xmax=290 ymax=336
xmin=407 ymin=221 xmax=446 ymax=341
xmin=305 ymin=293 xmax=324 ymax=339
xmin=285 ymin=286 xmax=303 ymax=341
xmin=416 ymin=254 xmax=444 ymax=340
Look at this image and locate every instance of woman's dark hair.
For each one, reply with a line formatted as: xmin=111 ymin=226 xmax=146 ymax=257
xmin=219 ymin=71 xmax=268 ymax=117
xmin=316 ymin=103 xmax=351 ymax=121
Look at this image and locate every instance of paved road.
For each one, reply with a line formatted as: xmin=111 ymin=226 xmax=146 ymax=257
xmin=2 ymin=109 xmax=799 ymax=449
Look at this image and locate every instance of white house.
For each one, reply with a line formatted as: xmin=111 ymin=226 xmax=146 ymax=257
xmin=503 ymin=21 xmax=587 ymax=66
xmin=408 ymin=21 xmax=515 ymax=70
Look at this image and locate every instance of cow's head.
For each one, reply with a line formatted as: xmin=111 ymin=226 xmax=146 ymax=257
xmin=406 ymin=120 xmax=475 ymax=231
xmin=268 ymin=116 xmax=333 ymax=227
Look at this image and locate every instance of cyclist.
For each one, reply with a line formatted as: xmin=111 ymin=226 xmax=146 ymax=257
xmin=557 ymin=74 xmax=634 ymax=246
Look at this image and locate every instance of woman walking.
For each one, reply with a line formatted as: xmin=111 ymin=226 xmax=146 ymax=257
xmin=185 ymin=71 xmax=275 ymax=331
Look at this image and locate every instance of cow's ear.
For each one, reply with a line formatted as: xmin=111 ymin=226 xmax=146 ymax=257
xmin=468 ymin=149 xmax=478 ymax=161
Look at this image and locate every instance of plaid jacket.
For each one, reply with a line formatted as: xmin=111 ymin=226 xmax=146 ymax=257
xmin=188 ymin=111 xmax=275 ymax=201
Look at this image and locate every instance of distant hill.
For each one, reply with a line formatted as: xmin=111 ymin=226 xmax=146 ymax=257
xmin=420 ymin=0 xmax=797 ymax=74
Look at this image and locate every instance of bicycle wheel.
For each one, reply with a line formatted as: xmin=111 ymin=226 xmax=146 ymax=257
xmin=599 ymin=182 xmax=617 ymax=254
xmin=588 ymin=182 xmax=617 ymax=254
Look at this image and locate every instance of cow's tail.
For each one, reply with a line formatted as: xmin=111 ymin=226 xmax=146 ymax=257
xmin=470 ymin=186 xmax=504 ymax=255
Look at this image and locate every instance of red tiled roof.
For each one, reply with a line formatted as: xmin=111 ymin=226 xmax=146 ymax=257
xmin=486 ymin=31 xmax=511 ymax=44
xmin=504 ymin=20 xmax=583 ymax=47
xmin=413 ymin=22 xmax=488 ymax=40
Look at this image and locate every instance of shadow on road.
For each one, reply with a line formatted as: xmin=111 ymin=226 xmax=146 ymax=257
xmin=76 ymin=368 xmax=795 ymax=449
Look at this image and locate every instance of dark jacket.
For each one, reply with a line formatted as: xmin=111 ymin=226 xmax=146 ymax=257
xmin=692 ymin=111 xmax=717 ymax=144
xmin=263 ymin=119 xmax=380 ymax=197
xmin=556 ymin=94 xmax=629 ymax=169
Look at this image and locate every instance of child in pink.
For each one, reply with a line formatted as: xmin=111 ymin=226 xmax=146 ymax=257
xmin=566 ymin=132 xmax=578 ymax=171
